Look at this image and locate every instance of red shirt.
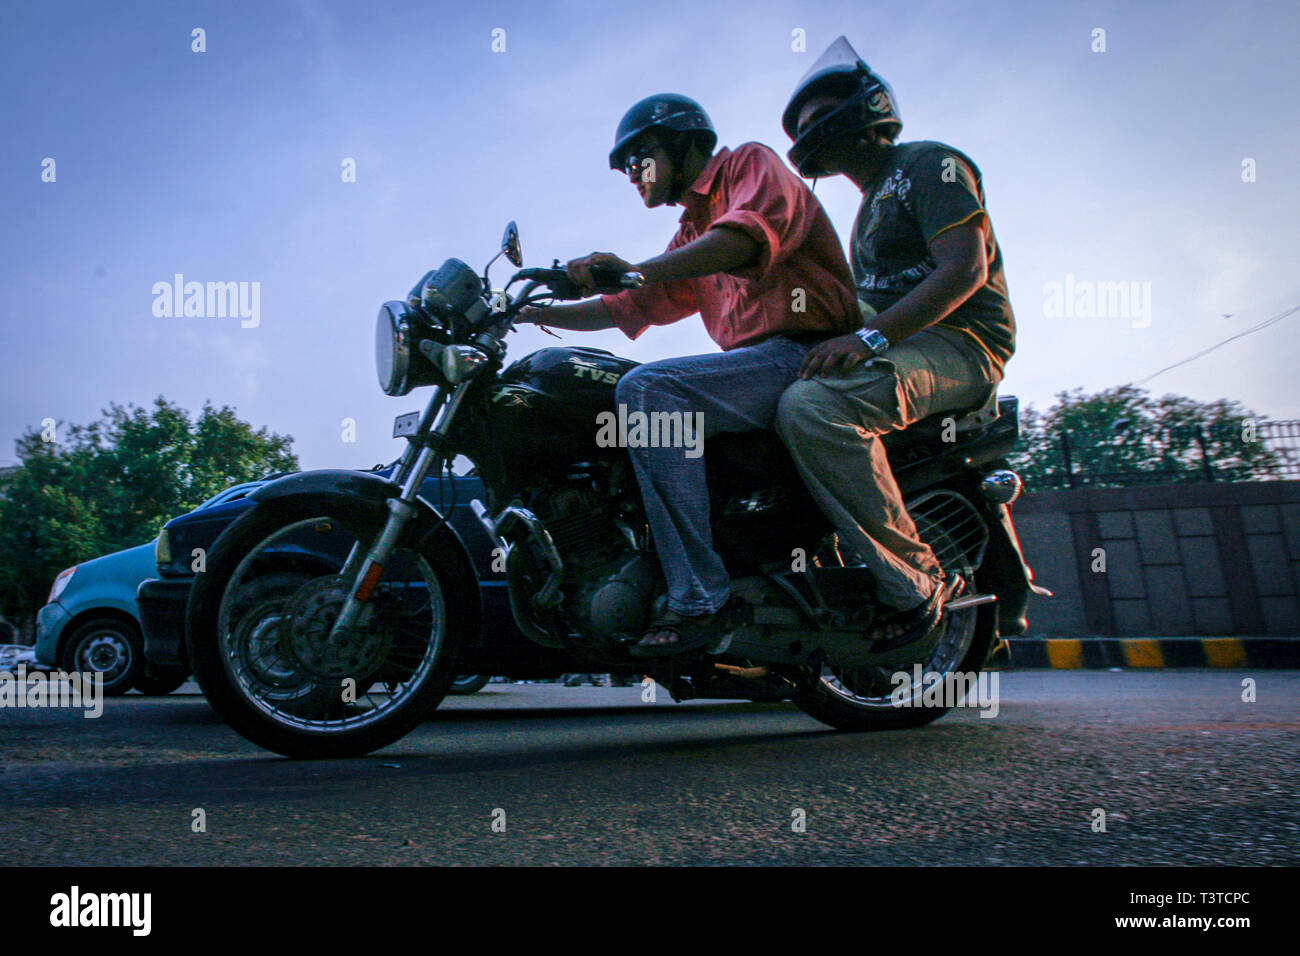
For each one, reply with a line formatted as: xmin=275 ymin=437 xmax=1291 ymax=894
xmin=601 ymin=143 xmax=858 ymax=351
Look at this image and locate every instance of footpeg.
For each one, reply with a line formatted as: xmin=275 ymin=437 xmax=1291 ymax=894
xmin=946 ymin=592 xmax=997 ymax=611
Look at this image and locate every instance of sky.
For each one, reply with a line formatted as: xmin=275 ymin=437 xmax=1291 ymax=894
xmin=2 ymin=0 xmax=1298 ymax=474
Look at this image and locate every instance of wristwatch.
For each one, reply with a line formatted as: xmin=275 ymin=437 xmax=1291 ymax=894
xmin=855 ymin=327 xmax=891 ymax=356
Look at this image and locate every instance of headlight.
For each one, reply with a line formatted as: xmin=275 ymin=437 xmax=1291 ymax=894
xmin=376 ymin=300 xmax=412 ymax=396
xmin=375 ymin=301 xmax=441 ymax=396
xmin=155 ymin=528 xmax=172 ymax=568
xmin=48 ymin=566 xmax=77 ymax=604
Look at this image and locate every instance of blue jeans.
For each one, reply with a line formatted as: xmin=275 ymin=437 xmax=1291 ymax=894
xmin=614 ymin=335 xmax=812 ymax=616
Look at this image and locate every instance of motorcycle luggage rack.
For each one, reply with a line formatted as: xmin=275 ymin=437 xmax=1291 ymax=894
xmin=906 ymin=490 xmax=990 ymax=570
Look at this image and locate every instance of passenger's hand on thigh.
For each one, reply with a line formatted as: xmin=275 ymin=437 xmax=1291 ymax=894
xmin=800 ymin=334 xmax=873 ymax=379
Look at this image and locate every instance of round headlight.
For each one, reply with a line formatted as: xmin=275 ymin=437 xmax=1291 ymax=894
xmin=376 ymin=300 xmax=442 ymax=396
xmin=376 ymin=301 xmax=413 ymax=396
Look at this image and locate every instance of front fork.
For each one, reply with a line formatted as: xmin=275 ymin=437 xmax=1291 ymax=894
xmin=327 ymin=382 xmax=470 ymax=638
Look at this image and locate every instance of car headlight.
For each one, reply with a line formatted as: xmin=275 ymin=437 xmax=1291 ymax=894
xmin=155 ymin=528 xmax=172 ymax=568
xmin=47 ymin=566 xmax=77 ymax=604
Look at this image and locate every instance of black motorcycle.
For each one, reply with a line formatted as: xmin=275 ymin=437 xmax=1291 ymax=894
xmin=186 ymin=222 xmax=1045 ymax=758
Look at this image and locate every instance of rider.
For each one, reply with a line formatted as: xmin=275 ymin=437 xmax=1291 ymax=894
xmin=775 ymin=37 xmax=1017 ymax=648
xmin=519 ymin=93 xmax=858 ymax=656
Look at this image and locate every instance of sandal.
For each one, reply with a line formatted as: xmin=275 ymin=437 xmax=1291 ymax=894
xmin=630 ymin=608 xmax=721 ymax=658
xmin=870 ymin=576 xmax=965 ymax=652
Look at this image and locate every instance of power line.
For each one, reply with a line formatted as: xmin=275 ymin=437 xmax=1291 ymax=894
xmin=1133 ymin=302 xmax=1300 ymax=387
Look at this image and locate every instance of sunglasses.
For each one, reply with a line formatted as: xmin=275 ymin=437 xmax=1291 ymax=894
xmin=622 ymin=138 xmax=664 ymax=177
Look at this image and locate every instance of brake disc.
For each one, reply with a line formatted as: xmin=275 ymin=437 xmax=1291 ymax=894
xmin=280 ymin=575 xmax=392 ymax=680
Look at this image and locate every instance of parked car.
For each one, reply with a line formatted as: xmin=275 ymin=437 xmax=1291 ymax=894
xmin=448 ymin=674 xmax=491 ymax=695
xmin=136 ymin=464 xmax=577 ymax=687
xmin=0 ymin=644 xmax=44 ymax=673
xmin=32 ymin=481 xmax=274 ymax=695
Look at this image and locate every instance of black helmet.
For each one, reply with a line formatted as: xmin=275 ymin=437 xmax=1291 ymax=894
xmin=782 ymin=36 xmax=901 ymax=178
xmin=609 ymin=93 xmax=717 ymax=202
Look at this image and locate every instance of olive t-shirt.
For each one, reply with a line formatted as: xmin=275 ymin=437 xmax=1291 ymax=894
xmin=850 ymin=140 xmax=1015 ymax=375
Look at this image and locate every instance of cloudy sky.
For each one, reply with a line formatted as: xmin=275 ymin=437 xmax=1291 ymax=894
xmin=2 ymin=0 xmax=1297 ymax=473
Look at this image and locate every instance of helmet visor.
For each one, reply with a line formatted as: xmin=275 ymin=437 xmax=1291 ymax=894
xmin=788 ymin=96 xmax=869 ymax=178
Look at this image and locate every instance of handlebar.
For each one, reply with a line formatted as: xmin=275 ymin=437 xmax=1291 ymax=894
xmin=401 ymin=261 xmax=647 ymax=343
xmin=515 ymin=266 xmax=645 ymax=299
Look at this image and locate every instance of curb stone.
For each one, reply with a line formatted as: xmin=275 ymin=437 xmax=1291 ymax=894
xmin=992 ymin=637 xmax=1300 ymax=669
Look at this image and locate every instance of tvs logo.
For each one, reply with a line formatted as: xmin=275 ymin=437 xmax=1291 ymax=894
xmin=567 ymin=356 xmax=620 ymax=385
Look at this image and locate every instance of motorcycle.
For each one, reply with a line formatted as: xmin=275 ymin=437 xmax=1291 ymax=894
xmin=185 ymin=222 xmax=1045 ymax=758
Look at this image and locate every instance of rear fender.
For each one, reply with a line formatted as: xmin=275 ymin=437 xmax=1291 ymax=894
xmin=977 ymin=501 xmax=1035 ymax=636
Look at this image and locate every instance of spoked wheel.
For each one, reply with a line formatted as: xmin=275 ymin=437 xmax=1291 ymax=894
xmin=186 ymin=501 xmax=465 ymax=758
xmin=793 ymin=517 xmax=997 ymax=731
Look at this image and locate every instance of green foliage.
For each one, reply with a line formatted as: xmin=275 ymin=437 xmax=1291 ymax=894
xmin=0 ymin=397 xmax=297 ymax=624
xmin=1010 ymin=386 xmax=1285 ymax=491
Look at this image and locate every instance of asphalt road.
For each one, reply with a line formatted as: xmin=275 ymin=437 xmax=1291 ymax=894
xmin=1 ymin=671 xmax=1297 ymax=865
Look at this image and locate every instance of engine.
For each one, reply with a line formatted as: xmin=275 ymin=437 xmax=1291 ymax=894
xmin=528 ymin=484 xmax=658 ymax=643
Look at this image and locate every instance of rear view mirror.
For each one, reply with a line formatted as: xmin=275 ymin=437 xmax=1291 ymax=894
xmin=502 ymin=221 xmax=523 ymax=267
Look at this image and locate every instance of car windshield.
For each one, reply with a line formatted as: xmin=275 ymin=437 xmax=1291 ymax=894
xmin=194 ymin=483 xmax=262 ymax=511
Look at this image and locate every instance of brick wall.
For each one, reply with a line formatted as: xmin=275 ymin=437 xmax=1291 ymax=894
xmin=1012 ymin=480 xmax=1300 ymax=636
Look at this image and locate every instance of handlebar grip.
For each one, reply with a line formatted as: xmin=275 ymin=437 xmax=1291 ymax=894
xmin=521 ymin=265 xmax=647 ymax=300
xmin=589 ymin=267 xmax=645 ymax=292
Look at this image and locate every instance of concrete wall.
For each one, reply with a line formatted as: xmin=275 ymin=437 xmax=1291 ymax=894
xmin=1012 ymin=480 xmax=1300 ymax=637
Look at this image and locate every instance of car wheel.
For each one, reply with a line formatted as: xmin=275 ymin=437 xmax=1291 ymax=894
xmin=62 ymin=617 xmax=144 ymax=697
xmin=449 ymin=674 xmax=490 ymax=695
xmin=133 ymin=667 xmax=189 ymax=695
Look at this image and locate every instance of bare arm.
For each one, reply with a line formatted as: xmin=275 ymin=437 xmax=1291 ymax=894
xmin=520 ymin=227 xmax=759 ymax=328
xmin=866 ymin=222 xmax=988 ymax=344
xmin=565 ymin=226 xmax=760 ymax=291
xmin=521 ymin=296 xmax=614 ymax=331
xmin=636 ymin=226 xmax=760 ymax=283
xmin=799 ymin=221 xmax=988 ymax=379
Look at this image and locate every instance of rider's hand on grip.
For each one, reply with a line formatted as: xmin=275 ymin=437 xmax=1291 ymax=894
xmin=565 ymin=252 xmax=635 ymax=296
xmin=589 ymin=267 xmax=645 ymax=294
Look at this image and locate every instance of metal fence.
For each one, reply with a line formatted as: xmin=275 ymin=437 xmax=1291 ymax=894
xmin=1016 ymin=420 xmax=1300 ymax=490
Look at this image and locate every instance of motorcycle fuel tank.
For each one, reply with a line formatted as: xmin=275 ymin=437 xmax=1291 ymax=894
xmin=479 ymin=347 xmax=640 ymax=466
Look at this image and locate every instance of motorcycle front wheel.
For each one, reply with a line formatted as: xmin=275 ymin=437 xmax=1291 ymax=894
xmin=186 ymin=500 xmax=466 ymax=758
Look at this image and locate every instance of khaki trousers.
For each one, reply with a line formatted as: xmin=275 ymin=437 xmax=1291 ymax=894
xmin=775 ymin=328 xmax=999 ymax=609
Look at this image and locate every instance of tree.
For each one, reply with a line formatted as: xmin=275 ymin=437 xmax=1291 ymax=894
xmin=1009 ymin=386 xmax=1286 ymax=491
xmin=0 ymin=398 xmax=297 ymax=625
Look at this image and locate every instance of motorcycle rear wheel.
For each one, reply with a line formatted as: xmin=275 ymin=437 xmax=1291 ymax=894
xmin=793 ymin=521 xmax=997 ymax=731
xmin=186 ymin=500 xmax=466 ymax=758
